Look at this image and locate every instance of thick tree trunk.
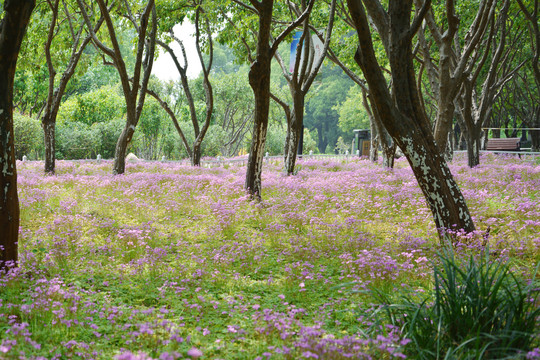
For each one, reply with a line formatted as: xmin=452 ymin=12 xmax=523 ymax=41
xmin=246 ymin=60 xmax=272 ymax=197
xmin=0 ymin=0 xmax=35 ymax=270
xmin=192 ymin=144 xmax=202 ymax=166
xmin=245 ymin=1 xmax=273 ymax=198
xmin=112 ymin=118 xmax=135 ymax=175
xmin=381 ymin=143 xmax=396 ymax=168
xmin=531 ymin=130 xmax=540 ymax=151
xmin=347 ymin=0 xmax=475 ymax=238
xmin=284 ymin=91 xmax=304 ymax=175
xmin=43 ymin=117 xmax=56 ymax=174
xmin=466 ymin=128 xmax=481 ymax=168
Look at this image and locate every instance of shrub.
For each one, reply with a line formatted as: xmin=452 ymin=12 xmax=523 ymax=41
xmin=13 ymin=112 xmax=43 ymax=160
xmin=370 ymin=248 xmax=539 ymax=359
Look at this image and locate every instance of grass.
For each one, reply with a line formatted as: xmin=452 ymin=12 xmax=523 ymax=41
xmin=1 ymin=153 xmax=539 ymax=359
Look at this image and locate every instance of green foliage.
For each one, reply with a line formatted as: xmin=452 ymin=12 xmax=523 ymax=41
xmin=302 ymin=127 xmax=318 ymax=154
xmin=13 ymin=112 xmax=43 ymax=160
xmin=370 ymin=248 xmax=540 ymax=359
xmin=55 ymin=123 xmax=98 ymax=160
xmin=336 ymin=86 xmax=370 ymax=139
xmin=57 ymin=85 xmax=125 ymax=126
xmin=335 ymin=136 xmax=349 ymax=155
xmin=264 ymin=124 xmax=287 ymax=155
xmin=305 ymin=65 xmax=354 ymax=153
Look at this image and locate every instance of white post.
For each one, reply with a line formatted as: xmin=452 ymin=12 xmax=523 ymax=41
xmin=161 ymin=156 xmax=166 ymax=162
xmin=97 ymin=154 xmax=102 ymax=163
xmin=22 ymin=155 xmax=27 ymax=162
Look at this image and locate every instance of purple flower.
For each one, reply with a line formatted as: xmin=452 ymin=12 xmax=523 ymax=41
xmin=187 ymin=347 xmax=203 ymax=358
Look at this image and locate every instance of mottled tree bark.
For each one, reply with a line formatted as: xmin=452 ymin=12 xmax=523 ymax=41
xmin=0 ymin=0 xmax=35 ymax=269
xmin=347 ymin=0 xmax=475 ymax=238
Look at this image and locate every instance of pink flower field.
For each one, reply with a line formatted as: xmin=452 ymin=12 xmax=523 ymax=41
xmin=1 ymin=154 xmax=539 ymax=359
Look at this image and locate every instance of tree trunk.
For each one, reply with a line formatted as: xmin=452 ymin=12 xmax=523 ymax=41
xmin=284 ymin=91 xmax=304 ymax=175
xmin=531 ymin=130 xmax=540 ymax=151
xmin=246 ymin=60 xmax=272 ymax=197
xmin=192 ymin=144 xmax=202 ymax=166
xmin=245 ymin=1 xmax=273 ymax=198
xmin=0 ymin=0 xmax=35 ymax=270
xmin=466 ymin=127 xmax=481 ymax=168
xmin=43 ymin=117 xmax=56 ymax=174
xmin=347 ymin=0 xmax=475 ymax=238
xmin=365 ymin=89 xmax=395 ymax=168
xmin=369 ymin=118 xmax=379 ymax=162
xmin=113 ymin=117 xmax=136 ymax=175
xmin=381 ymin=143 xmax=396 ymax=168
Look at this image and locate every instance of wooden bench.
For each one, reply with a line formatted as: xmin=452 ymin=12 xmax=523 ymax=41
xmin=485 ymin=138 xmax=521 ymax=157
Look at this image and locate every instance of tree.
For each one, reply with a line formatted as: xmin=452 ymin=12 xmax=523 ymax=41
xmin=212 ymin=66 xmax=254 ymax=157
xmin=458 ymin=0 xmax=525 ymax=167
xmin=516 ymin=0 xmax=539 ymax=150
xmin=41 ymin=0 xmax=104 ymax=174
xmin=416 ymin=0 xmax=503 ymax=156
xmin=0 ymin=0 xmax=35 ymax=270
xmin=226 ymin=0 xmax=312 ymax=198
xmin=272 ymin=0 xmax=336 ymax=175
xmin=154 ymin=0 xmax=214 ymax=166
xmin=304 ymin=67 xmax=351 ymax=154
xmin=77 ymin=0 xmax=157 ymax=175
xmin=315 ymin=3 xmax=397 ymax=167
xmin=346 ymin=0 xmax=475 ymax=238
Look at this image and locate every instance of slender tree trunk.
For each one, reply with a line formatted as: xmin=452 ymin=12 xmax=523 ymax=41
xmin=43 ymin=117 xmax=56 ymax=174
xmin=369 ymin=118 xmax=379 ymax=162
xmin=285 ymin=91 xmax=304 ymax=175
xmin=0 ymin=0 xmax=35 ymax=270
xmin=365 ymin=90 xmax=395 ymax=168
xmin=531 ymin=130 xmax=540 ymax=151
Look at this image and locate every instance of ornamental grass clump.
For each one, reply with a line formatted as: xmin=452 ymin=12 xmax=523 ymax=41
xmin=371 ymin=248 xmax=539 ymax=359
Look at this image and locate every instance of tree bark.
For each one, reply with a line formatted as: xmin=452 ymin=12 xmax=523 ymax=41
xmin=43 ymin=119 xmax=56 ymax=174
xmin=466 ymin=127 xmax=481 ymax=168
xmin=0 ymin=0 xmax=35 ymax=270
xmin=244 ymin=0 xmax=313 ymax=197
xmin=347 ymin=0 xmax=475 ymax=238
xmin=284 ymin=90 xmax=305 ymax=174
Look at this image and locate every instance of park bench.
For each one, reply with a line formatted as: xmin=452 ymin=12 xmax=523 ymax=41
xmin=485 ymin=138 xmax=521 ymax=157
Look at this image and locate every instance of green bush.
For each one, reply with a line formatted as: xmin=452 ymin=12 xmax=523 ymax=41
xmin=264 ymin=124 xmax=287 ymax=155
xmin=57 ymin=85 xmax=125 ymax=126
xmin=56 ymin=123 xmax=98 ymax=159
xmin=370 ymin=248 xmax=539 ymax=359
xmin=13 ymin=112 xmax=43 ymax=160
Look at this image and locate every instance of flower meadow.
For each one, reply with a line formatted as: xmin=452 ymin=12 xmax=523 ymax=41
xmin=1 ymin=154 xmax=539 ymax=359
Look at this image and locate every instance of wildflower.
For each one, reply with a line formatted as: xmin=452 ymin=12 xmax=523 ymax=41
xmin=187 ymin=347 xmax=203 ymax=358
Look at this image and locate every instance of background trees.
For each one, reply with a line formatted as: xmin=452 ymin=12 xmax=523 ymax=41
xmin=346 ymin=0 xmax=476 ymax=236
